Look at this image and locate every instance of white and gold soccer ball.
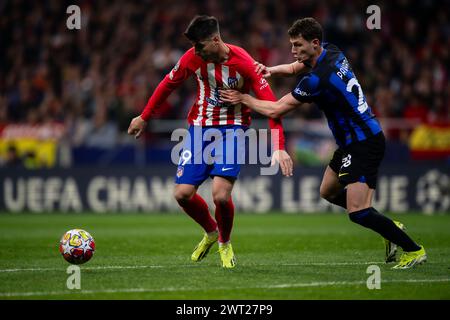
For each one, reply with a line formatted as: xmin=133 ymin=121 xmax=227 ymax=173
xmin=59 ymin=229 xmax=95 ymax=264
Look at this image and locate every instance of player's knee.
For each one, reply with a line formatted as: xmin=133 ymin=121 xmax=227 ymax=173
xmin=212 ymin=194 xmax=230 ymax=207
xmin=173 ymin=188 xmax=195 ymax=205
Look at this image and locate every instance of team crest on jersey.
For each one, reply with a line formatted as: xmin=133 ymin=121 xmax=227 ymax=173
xmin=176 ymin=166 xmax=184 ymax=178
xmin=228 ymin=77 xmax=239 ymax=89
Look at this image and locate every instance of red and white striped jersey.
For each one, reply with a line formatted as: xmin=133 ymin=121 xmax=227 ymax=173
xmin=187 ymin=56 xmax=249 ymax=126
xmin=140 ymin=44 xmax=285 ymax=148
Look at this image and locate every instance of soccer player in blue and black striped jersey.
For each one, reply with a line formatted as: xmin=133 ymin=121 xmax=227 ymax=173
xmin=220 ymin=17 xmax=426 ymax=269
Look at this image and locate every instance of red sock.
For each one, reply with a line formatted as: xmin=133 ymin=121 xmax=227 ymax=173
xmin=214 ymin=197 xmax=234 ymax=243
xmin=179 ymin=193 xmax=217 ymax=233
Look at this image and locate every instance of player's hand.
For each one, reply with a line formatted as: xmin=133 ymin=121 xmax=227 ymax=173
xmin=127 ymin=115 xmax=147 ymax=139
xmin=271 ymin=149 xmax=294 ymax=177
xmin=219 ymin=89 xmax=243 ymax=105
xmin=254 ymin=61 xmax=272 ymax=78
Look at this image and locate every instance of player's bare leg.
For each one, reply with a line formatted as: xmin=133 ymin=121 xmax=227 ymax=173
xmin=212 ymin=176 xmax=236 ymax=268
xmin=319 ymin=166 xmax=346 ymax=209
xmin=174 ymin=184 xmax=218 ymax=262
xmin=346 ymin=182 xmax=373 ymax=213
xmin=346 ymin=182 xmax=425 ymax=268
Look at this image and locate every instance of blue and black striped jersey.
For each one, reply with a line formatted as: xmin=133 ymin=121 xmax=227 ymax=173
xmin=291 ymin=43 xmax=382 ymax=147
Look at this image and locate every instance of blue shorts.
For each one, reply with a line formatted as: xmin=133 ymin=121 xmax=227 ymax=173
xmin=175 ymin=125 xmax=248 ymax=186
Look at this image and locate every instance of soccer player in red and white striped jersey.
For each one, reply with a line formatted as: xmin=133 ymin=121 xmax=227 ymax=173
xmin=128 ymin=15 xmax=293 ymax=268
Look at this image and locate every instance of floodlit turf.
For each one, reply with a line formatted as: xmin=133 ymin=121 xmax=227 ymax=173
xmin=0 ymin=212 xmax=449 ymax=299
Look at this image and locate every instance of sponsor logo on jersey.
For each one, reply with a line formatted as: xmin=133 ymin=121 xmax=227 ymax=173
xmin=206 ymin=87 xmax=222 ymax=107
xmin=206 ymin=97 xmax=222 ymax=106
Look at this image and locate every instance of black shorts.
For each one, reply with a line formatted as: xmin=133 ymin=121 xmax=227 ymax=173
xmin=329 ymin=132 xmax=385 ymax=189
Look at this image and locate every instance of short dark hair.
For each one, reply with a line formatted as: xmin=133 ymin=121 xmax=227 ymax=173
xmin=184 ymin=15 xmax=219 ymax=42
xmin=288 ymin=17 xmax=323 ymax=43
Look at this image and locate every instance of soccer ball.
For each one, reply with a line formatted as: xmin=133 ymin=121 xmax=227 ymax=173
xmin=59 ymin=229 xmax=95 ymax=264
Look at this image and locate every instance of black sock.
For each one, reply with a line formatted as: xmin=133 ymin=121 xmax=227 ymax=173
xmin=329 ymin=189 xmax=347 ymax=209
xmin=349 ymin=207 xmax=421 ymax=252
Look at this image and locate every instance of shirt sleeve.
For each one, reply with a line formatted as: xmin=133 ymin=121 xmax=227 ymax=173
xmin=140 ymin=51 xmax=193 ymax=121
xmin=291 ymin=73 xmax=321 ymax=103
xmin=243 ymin=62 xmax=286 ymax=151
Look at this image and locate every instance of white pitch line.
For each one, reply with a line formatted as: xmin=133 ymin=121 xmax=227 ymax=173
xmin=0 ymin=265 xmax=164 ymax=273
xmin=0 ymin=261 xmax=385 ymax=273
xmin=0 ymin=278 xmax=448 ymax=297
xmin=276 ymin=261 xmax=385 ymax=266
xmin=267 ymin=278 xmax=450 ymax=289
xmin=0 ymin=267 xmax=60 ymax=273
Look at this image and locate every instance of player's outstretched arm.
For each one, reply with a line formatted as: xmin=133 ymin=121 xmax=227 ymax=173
xmin=254 ymin=61 xmax=306 ymax=78
xmin=127 ymin=50 xmax=193 ymax=139
xmin=220 ymin=90 xmax=301 ymax=119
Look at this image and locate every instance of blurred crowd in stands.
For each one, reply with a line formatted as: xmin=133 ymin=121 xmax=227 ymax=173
xmin=0 ymin=0 xmax=448 ymax=163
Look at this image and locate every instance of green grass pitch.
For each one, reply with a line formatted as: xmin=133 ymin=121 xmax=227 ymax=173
xmin=0 ymin=213 xmax=449 ymax=299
